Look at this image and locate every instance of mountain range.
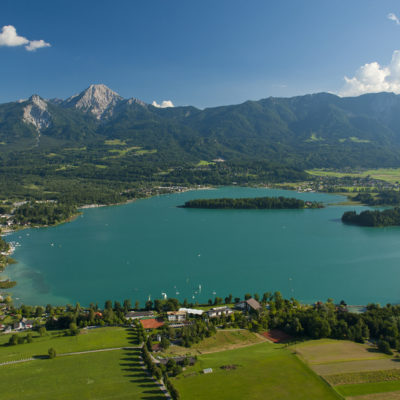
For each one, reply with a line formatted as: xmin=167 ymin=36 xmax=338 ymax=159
xmin=2 ymin=84 xmax=400 ymax=168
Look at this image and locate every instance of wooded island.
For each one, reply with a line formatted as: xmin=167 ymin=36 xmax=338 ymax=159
xmin=181 ymin=196 xmax=323 ymax=209
xmin=342 ymin=207 xmax=400 ymax=227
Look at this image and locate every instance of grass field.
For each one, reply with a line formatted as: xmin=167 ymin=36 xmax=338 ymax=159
xmin=307 ymin=168 xmax=400 ymax=184
xmin=172 ymin=342 xmax=341 ymax=400
xmin=0 ymin=327 xmax=134 ymax=363
xmin=0 ymin=348 xmax=164 ymax=400
xmin=163 ymin=329 xmax=265 ymax=356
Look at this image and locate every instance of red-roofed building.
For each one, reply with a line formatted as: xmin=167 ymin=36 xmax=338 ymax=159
xmin=140 ymin=318 xmax=164 ymax=330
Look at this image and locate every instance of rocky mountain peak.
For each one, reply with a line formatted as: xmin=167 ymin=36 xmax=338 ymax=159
xmin=23 ymin=95 xmax=51 ymax=131
xmin=63 ymin=84 xmax=123 ymax=119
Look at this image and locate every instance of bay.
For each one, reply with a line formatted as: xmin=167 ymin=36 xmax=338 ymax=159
xmin=5 ymin=187 xmax=400 ymax=306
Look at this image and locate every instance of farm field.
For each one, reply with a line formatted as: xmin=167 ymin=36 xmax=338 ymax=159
xmin=294 ymin=339 xmax=400 ymax=399
xmin=307 ymin=168 xmax=400 ymax=184
xmin=171 ymin=341 xmax=341 ymax=400
xmin=0 ymin=327 xmax=134 ymax=363
xmin=163 ymin=329 xmax=265 ymax=356
xmin=0 ymin=348 xmax=164 ymax=400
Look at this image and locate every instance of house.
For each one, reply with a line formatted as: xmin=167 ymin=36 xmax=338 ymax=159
xmin=206 ymin=306 xmax=234 ymax=318
xmin=140 ymin=318 xmax=164 ymax=331
xmin=236 ymin=298 xmax=262 ymax=313
xmin=125 ymin=311 xmax=155 ymax=320
xmin=167 ymin=311 xmax=186 ymax=322
xmin=22 ymin=319 xmax=35 ymax=329
xmin=245 ymin=298 xmax=262 ymax=312
xmin=13 ymin=321 xmax=25 ymax=331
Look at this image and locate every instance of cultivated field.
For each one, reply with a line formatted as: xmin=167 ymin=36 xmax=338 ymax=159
xmin=307 ymin=168 xmax=400 ymax=184
xmin=294 ymin=339 xmax=400 ymax=399
xmin=172 ymin=341 xmax=341 ymax=400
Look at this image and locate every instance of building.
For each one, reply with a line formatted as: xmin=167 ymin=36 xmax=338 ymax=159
xmin=179 ymin=307 xmax=204 ymax=316
xmin=167 ymin=311 xmax=186 ymax=322
xmin=206 ymin=306 xmax=234 ymax=318
xmin=22 ymin=319 xmax=35 ymax=329
xmin=125 ymin=311 xmax=155 ymax=320
xmin=236 ymin=298 xmax=262 ymax=313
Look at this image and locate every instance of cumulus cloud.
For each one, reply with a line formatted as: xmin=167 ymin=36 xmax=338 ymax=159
xmin=152 ymin=100 xmax=174 ymax=108
xmin=0 ymin=25 xmax=29 ymax=46
xmin=339 ymin=50 xmax=400 ymax=96
xmin=25 ymin=39 xmax=51 ymax=51
xmin=388 ymin=13 xmax=400 ymax=25
xmin=0 ymin=25 xmax=50 ymax=51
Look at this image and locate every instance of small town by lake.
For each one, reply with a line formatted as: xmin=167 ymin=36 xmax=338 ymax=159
xmin=5 ymin=187 xmax=400 ymax=307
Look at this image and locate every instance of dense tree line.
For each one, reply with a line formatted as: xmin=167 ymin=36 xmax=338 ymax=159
xmin=182 ymin=196 xmax=323 ymax=209
xmin=13 ymin=202 xmax=77 ymax=226
xmin=354 ymin=191 xmax=400 ymax=206
xmin=342 ymin=208 xmax=400 ymax=227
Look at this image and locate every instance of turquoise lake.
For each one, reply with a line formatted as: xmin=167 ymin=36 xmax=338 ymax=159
xmin=5 ymin=187 xmax=400 ymax=306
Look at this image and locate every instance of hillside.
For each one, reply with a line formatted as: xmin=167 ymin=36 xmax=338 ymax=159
xmin=2 ymin=86 xmax=400 ymax=204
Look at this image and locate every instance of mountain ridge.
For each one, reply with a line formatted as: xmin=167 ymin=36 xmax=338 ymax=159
xmin=3 ymin=85 xmax=400 ymax=169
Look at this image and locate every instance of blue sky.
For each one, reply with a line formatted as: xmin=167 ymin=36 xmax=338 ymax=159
xmin=2 ymin=0 xmax=400 ymax=108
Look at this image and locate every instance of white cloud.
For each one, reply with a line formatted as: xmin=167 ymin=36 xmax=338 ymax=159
xmin=0 ymin=25 xmax=29 ymax=47
xmin=25 ymin=39 xmax=51 ymax=52
xmin=339 ymin=50 xmax=400 ymax=96
xmin=152 ymin=100 xmax=174 ymax=108
xmin=388 ymin=13 xmax=400 ymax=25
xmin=0 ymin=25 xmax=50 ymax=51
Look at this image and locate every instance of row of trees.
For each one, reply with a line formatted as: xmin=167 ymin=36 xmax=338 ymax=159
xmin=134 ymin=322 xmax=180 ymax=399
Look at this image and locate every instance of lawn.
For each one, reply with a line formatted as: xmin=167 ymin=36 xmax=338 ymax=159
xmin=0 ymin=348 xmax=164 ymax=400
xmin=172 ymin=342 xmax=341 ymax=400
xmin=0 ymin=327 xmax=135 ymax=363
xmin=163 ymin=329 xmax=265 ymax=356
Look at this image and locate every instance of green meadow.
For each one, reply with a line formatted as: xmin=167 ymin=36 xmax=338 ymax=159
xmin=0 ymin=348 xmax=164 ymax=400
xmin=0 ymin=327 xmax=133 ymax=363
xmin=172 ymin=341 xmax=341 ymax=400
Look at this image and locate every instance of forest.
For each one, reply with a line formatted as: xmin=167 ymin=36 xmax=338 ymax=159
xmin=342 ymin=207 xmax=400 ymax=227
xmin=181 ymin=196 xmax=323 ymax=209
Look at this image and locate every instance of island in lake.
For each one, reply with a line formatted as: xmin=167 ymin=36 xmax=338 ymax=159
xmin=180 ymin=196 xmax=324 ymax=209
xmin=342 ymin=207 xmax=400 ymax=227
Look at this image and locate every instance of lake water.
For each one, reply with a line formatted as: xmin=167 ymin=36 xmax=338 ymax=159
xmin=5 ymin=187 xmax=400 ymax=307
